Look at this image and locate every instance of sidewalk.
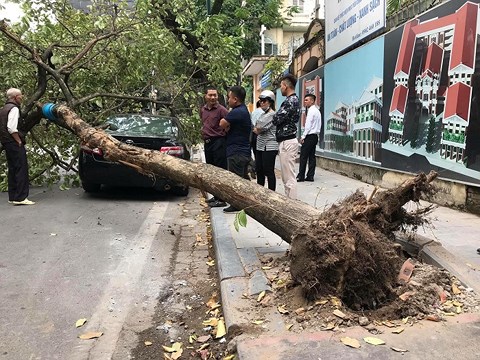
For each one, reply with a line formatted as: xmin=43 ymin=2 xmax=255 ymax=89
xmin=210 ymin=164 xmax=480 ymax=359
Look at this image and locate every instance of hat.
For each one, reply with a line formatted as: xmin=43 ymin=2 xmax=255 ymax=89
xmin=259 ymin=90 xmax=275 ymax=102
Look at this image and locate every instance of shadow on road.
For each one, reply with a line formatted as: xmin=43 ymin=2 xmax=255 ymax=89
xmin=79 ymin=186 xmax=188 ymax=202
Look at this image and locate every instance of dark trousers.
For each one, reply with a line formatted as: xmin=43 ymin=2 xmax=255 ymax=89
xmin=3 ymin=141 xmax=29 ymax=201
xmin=204 ymin=137 xmax=227 ymax=170
xmin=250 ymin=133 xmax=258 ymax=161
xmin=256 ymin=150 xmax=278 ymax=191
xmin=298 ymin=134 xmax=318 ymax=180
xmin=204 ymin=137 xmax=227 ymax=201
xmin=227 ymin=154 xmax=250 ymax=180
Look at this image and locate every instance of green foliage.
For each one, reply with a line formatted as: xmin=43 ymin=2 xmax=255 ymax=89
xmin=0 ymin=0 xmax=284 ymax=188
xmin=425 ymin=115 xmax=436 ymax=153
xmin=233 ymin=209 xmax=248 ymax=232
xmin=264 ymin=56 xmax=287 ymax=87
xmin=333 ymin=135 xmax=354 ymax=153
xmin=387 ymin=0 xmax=418 ymax=15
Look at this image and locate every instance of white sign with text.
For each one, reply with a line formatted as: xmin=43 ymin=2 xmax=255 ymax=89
xmin=325 ymin=0 xmax=386 ymax=59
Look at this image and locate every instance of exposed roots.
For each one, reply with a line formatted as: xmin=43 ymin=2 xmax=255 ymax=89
xmin=290 ymin=172 xmax=437 ymax=310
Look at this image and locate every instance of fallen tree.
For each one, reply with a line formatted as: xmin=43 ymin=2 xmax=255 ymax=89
xmin=48 ymin=104 xmax=437 ymax=310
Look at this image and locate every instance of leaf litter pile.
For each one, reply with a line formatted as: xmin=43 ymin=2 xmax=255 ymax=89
xmin=259 ymin=254 xmax=479 ymax=332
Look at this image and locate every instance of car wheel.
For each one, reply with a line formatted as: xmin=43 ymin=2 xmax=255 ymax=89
xmin=172 ymin=186 xmax=189 ymax=196
xmin=82 ymin=182 xmax=101 ymax=193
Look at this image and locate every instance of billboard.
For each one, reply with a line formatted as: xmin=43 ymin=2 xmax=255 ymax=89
xmin=302 ymin=0 xmax=480 ymax=185
xmin=381 ymin=0 xmax=480 ymax=185
xmin=323 ymin=37 xmax=384 ymax=163
xmin=325 ymin=0 xmax=386 ymax=59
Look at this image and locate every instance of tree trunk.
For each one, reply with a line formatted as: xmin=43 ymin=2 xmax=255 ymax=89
xmin=51 ymin=105 xmax=438 ymax=309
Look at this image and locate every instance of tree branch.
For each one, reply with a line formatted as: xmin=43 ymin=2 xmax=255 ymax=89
xmin=210 ymin=0 xmax=224 ymax=15
xmin=0 ymin=20 xmax=35 ymax=55
xmin=58 ymin=30 xmax=122 ymax=74
xmin=72 ymin=93 xmax=172 ymax=108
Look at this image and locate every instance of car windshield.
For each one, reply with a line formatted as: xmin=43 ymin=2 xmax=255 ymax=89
xmin=105 ymin=115 xmax=176 ymax=136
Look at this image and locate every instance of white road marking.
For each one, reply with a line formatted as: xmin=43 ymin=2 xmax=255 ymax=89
xmin=69 ymin=202 xmax=169 ymax=360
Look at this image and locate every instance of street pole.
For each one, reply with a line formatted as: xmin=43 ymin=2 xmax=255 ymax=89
xmin=260 ymin=24 xmax=266 ymax=55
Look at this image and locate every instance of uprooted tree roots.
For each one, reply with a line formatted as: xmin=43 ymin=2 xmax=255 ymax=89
xmin=290 ymin=172 xmax=437 ymax=310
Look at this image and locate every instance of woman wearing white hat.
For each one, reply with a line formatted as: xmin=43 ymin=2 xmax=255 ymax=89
xmin=253 ymin=90 xmax=278 ymax=191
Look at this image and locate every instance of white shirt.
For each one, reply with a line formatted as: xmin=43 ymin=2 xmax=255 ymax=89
xmin=250 ymin=108 xmax=264 ymax=126
xmin=7 ymin=106 xmax=20 ymax=134
xmin=302 ymin=105 xmax=321 ymax=140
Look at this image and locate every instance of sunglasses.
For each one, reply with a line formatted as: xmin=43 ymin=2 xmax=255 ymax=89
xmin=259 ymin=98 xmax=268 ymax=103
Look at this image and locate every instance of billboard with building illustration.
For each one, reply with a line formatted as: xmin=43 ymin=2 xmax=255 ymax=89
xmin=323 ymin=37 xmax=384 ymax=164
xmin=382 ymin=0 xmax=480 ymax=185
xmin=307 ymin=0 xmax=480 ymax=184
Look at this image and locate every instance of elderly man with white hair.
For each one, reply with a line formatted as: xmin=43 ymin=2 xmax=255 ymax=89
xmin=0 ymin=88 xmax=35 ymax=205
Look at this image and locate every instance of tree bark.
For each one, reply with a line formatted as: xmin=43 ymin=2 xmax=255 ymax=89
xmin=53 ymin=105 xmax=321 ymax=241
xmin=51 ymin=105 xmax=437 ymax=309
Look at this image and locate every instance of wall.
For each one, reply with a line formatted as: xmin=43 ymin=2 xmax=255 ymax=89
xmin=298 ymin=0 xmax=480 ymax=211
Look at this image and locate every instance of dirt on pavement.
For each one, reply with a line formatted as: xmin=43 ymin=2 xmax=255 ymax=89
xmin=130 ymin=191 xmax=231 ymax=360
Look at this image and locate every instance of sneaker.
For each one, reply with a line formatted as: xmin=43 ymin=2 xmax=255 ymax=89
xmin=8 ymin=200 xmax=13 ymax=204
xmin=206 ymin=197 xmax=216 ymax=203
xmin=477 ymin=248 xmax=480 ymax=255
xmin=12 ymin=198 xmax=35 ymax=205
xmin=209 ymin=200 xmax=227 ymax=208
xmin=296 ymin=178 xmax=305 ymax=182
xmin=223 ymin=205 xmax=239 ymax=213
xmin=305 ymin=178 xmax=314 ymax=182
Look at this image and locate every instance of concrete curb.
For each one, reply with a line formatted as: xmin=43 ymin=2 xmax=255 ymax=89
xmin=210 ymin=207 xmax=271 ymax=334
xmin=396 ymin=233 xmax=480 ymax=294
xmin=210 ymin=208 xmax=244 ymax=280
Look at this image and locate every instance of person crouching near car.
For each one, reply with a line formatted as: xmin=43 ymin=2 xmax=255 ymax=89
xmin=0 ymin=88 xmax=35 ymax=206
xmin=253 ymin=90 xmax=278 ymax=191
xmin=219 ymin=85 xmax=252 ymax=213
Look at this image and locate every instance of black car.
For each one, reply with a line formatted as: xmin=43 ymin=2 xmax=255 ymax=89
xmin=79 ymin=113 xmax=190 ymax=195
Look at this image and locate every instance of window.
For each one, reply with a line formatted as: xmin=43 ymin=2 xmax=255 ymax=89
xmin=292 ymin=0 xmax=304 ymax=12
xmin=262 ymin=37 xmax=278 ymax=55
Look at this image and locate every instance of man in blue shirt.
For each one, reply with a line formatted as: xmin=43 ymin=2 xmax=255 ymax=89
xmin=220 ymin=85 xmax=252 ymax=213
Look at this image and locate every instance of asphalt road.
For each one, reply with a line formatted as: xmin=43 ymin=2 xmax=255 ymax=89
xmin=0 ymin=186 xmax=187 ymax=359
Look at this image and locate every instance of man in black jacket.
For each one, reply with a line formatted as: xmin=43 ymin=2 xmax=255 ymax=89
xmin=0 ymin=88 xmax=35 ymax=205
xmin=272 ymin=74 xmax=300 ymax=199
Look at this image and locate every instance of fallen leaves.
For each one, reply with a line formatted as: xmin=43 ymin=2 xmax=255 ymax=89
xmin=206 ymin=259 xmax=215 ymax=267
xmin=75 ymin=318 xmax=87 ymax=328
xmin=452 ymin=283 xmax=462 ymax=295
xmin=322 ymin=322 xmax=336 ymax=331
xmin=215 ymin=319 xmax=226 ymax=338
xmin=196 ymin=335 xmax=211 ymax=343
xmin=333 ymin=309 xmax=346 ymax=319
xmin=340 ymin=337 xmax=361 ymax=348
xmin=363 ymin=337 xmax=385 ymax=346
xmin=78 ymin=331 xmax=103 ymax=340
xmin=425 ymin=314 xmax=442 ymax=322
xmin=163 ymin=342 xmax=183 ymax=360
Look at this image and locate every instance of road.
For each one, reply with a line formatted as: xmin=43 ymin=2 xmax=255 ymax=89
xmin=0 ymin=186 xmax=191 ymax=359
